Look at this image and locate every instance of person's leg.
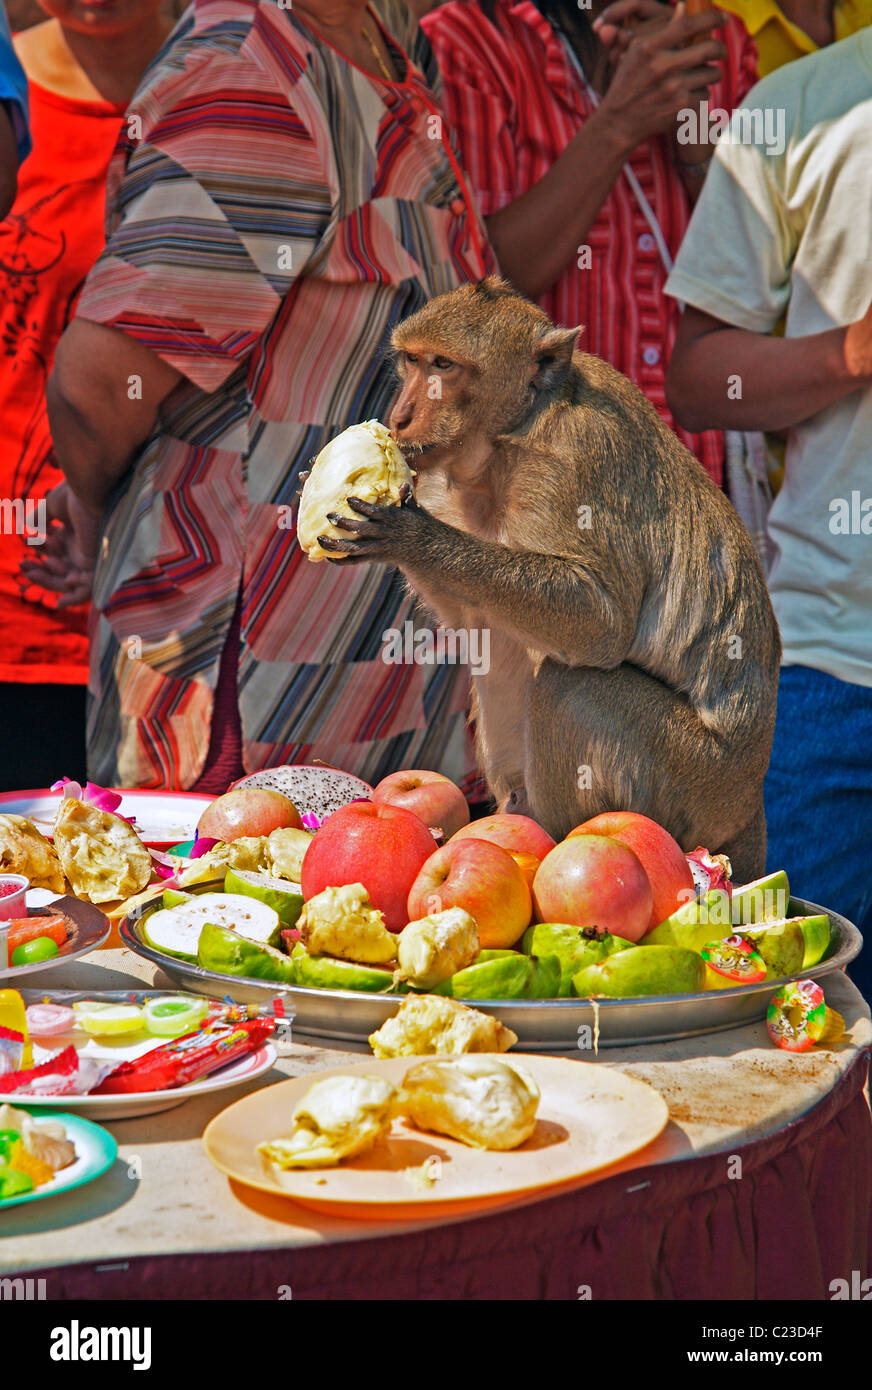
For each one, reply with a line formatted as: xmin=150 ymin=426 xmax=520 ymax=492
xmin=0 ymin=682 xmax=88 ymax=790
xmin=765 ymin=665 xmax=872 ymax=1001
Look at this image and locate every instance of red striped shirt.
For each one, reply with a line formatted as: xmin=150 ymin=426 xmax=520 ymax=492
xmin=423 ymin=0 xmax=759 ymax=484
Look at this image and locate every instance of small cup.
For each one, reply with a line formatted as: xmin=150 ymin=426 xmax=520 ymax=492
xmin=0 ymin=874 xmax=29 ymax=921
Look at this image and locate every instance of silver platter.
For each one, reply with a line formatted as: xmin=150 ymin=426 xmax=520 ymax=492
xmin=120 ymin=889 xmax=862 ymax=1051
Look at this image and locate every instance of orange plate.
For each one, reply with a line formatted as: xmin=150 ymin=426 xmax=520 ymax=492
xmin=203 ymin=1055 xmax=669 ymax=1221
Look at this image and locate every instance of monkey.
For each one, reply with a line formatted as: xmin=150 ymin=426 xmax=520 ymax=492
xmin=316 ymin=278 xmax=781 ymax=881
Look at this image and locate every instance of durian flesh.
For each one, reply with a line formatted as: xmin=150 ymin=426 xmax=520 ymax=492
xmin=258 ymin=1074 xmax=399 ymax=1169
xmin=52 ymin=798 xmax=152 ymax=904
xmin=395 ymin=907 xmax=479 ymax=989
xmin=297 ymin=883 xmax=397 ymax=964
xmin=297 ymin=420 xmax=415 ymax=562
xmin=401 ymin=1056 xmax=540 ymax=1150
xmin=369 ymin=994 xmax=518 ymax=1059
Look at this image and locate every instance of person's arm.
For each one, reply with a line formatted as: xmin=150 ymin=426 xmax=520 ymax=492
xmin=484 ymin=6 xmax=724 ymax=297
xmin=666 ymin=303 xmax=872 ymax=433
xmin=0 ymin=104 xmax=17 ymax=218
xmin=46 ymin=319 xmax=183 ymax=513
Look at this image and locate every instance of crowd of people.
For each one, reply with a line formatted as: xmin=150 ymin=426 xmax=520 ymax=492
xmin=0 ymin=0 xmax=870 ymax=991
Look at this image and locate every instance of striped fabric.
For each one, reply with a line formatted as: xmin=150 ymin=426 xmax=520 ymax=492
xmin=423 ymin=0 xmax=760 ymax=485
xmin=75 ymin=0 xmax=493 ymax=791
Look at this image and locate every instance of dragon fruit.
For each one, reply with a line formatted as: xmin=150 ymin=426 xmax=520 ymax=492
xmin=686 ymin=847 xmax=733 ymax=897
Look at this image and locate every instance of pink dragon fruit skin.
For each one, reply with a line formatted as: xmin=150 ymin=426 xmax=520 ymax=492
xmin=687 ymin=846 xmax=733 ymax=896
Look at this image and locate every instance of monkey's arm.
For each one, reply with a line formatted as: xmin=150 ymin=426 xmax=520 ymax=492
xmin=321 ymin=498 xmax=636 ymax=669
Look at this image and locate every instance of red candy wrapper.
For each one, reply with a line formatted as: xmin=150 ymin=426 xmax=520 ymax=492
xmin=93 ymin=1018 xmax=275 ymax=1095
xmin=0 ymin=1044 xmax=79 ymax=1094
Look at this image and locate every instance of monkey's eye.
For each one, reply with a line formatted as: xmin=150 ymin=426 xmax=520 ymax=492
xmin=403 ymin=352 xmax=419 ymax=367
xmin=433 ymin=356 xmax=455 ymax=371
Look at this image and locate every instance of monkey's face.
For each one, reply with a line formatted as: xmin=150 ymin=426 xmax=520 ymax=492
xmin=389 ymin=280 xmax=581 ymax=467
xmin=388 ymin=347 xmax=483 ymax=466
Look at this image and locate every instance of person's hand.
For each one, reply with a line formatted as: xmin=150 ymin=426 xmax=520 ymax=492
xmin=19 ymin=482 xmax=101 ymax=609
xmin=844 ymin=299 xmax=872 ymax=383
xmin=593 ymin=1 xmax=725 ymax=148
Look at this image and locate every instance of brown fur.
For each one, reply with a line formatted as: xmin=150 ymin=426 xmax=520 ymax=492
xmin=323 ymin=279 xmax=781 ymax=879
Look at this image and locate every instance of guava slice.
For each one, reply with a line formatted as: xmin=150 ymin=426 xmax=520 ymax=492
xmin=741 ymin=918 xmax=817 ymax=977
xmin=521 ymin=923 xmax=630 ymax=996
xmin=224 ymin=867 xmax=303 ymax=926
xmin=434 ymin=953 xmax=533 ymax=1000
xmin=294 ymin=952 xmax=398 ymax=993
xmin=730 ymin=870 xmax=790 ymax=925
xmin=572 ymin=944 xmax=704 ymax=998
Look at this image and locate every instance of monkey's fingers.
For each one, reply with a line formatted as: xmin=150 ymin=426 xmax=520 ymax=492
xmin=326 ymin=511 xmax=369 ymax=533
xmin=398 ymin=482 xmax=417 ymax=507
xmin=346 ymin=496 xmax=387 ymax=520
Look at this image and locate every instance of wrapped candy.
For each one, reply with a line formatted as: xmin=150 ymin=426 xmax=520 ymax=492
xmin=766 ymin=979 xmax=845 ymax=1053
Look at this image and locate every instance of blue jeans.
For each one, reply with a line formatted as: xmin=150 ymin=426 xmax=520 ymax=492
xmin=765 ymin=665 xmax=872 ymax=1001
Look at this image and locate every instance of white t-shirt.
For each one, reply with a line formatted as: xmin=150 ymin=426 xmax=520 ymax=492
xmin=665 ymin=31 xmax=872 ymax=688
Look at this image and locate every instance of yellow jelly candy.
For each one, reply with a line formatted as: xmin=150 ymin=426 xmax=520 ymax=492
xmin=73 ymin=1001 xmax=145 ymax=1036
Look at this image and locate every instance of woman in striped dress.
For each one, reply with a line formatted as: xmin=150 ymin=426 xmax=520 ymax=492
xmin=22 ymin=0 xmax=493 ymax=793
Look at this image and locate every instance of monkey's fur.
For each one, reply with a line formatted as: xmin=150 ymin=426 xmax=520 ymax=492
xmin=321 ymin=279 xmax=781 ymax=880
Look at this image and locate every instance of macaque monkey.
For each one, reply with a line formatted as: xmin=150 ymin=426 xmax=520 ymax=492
xmin=318 ymin=279 xmax=781 ymax=880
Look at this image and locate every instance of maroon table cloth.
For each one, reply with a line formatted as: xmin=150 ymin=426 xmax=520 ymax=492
xmin=29 ymin=1049 xmax=871 ymax=1300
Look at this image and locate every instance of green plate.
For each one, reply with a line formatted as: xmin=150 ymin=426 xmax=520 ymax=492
xmin=0 ymin=1108 xmax=117 ymax=1211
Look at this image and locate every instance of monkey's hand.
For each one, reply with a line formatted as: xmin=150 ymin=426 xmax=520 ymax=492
xmin=317 ymin=486 xmax=431 ymax=565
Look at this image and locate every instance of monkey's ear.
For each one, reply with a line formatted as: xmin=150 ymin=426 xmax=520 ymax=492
xmin=532 ymin=327 xmax=582 ymax=391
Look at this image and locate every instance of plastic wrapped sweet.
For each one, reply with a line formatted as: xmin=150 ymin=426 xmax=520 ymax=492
xmin=297 ymin=421 xmax=414 ymax=562
xmin=394 ymin=908 xmax=479 ymax=989
xmin=258 ymin=1074 xmax=399 ymax=1169
xmin=0 ymin=813 xmax=65 ymax=893
xmin=369 ymin=994 xmax=517 ymax=1059
xmin=401 ymin=1056 xmax=540 ymax=1150
xmin=52 ymin=797 xmax=152 ymax=903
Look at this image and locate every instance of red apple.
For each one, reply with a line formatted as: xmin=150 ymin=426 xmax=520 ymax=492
xmin=568 ymin=812 xmax=693 ymax=929
xmin=197 ymin=788 xmax=302 ymax=842
xmin=532 ymin=835 xmax=653 ymax=943
xmin=407 ymin=837 xmax=532 ymax=948
xmin=301 ymin=801 xmax=435 ymax=933
xmin=449 ymin=813 xmax=556 ymax=862
xmin=372 ymin=769 xmax=470 ymax=840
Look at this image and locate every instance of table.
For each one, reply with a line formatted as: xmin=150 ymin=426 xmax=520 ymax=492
xmin=2 ymin=948 xmax=870 ymax=1300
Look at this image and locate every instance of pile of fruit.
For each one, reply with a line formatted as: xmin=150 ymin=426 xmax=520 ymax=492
xmin=136 ymin=768 xmax=832 ymax=1002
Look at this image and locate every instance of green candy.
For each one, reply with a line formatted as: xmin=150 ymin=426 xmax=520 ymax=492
xmin=0 ymin=1166 xmax=35 ymax=1200
xmin=11 ymin=937 xmax=59 ymax=967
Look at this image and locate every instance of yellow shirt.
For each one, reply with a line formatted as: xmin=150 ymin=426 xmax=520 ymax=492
xmin=716 ymin=0 xmax=872 ymax=75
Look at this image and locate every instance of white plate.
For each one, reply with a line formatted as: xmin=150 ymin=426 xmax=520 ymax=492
xmin=12 ymin=1044 xmax=278 ymax=1120
xmin=0 ymin=787 xmax=214 ymax=847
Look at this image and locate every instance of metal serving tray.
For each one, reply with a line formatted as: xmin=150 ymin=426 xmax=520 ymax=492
xmin=120 ymin=886 xmax=862 ymax=1051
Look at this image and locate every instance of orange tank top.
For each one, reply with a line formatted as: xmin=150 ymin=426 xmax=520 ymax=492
xmin=0 ymin=80 xmax=124 ymax=684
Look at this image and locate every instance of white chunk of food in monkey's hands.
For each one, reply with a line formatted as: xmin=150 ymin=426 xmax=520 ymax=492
xmin=258 ymin=1074 xmax=399 ymax=1169
xmin=297 ymin=883 xmax=397 ymax=964
xmin=394 ymin=907 xmax=479 ymax=989
xmin=297 ymin=420 xmax=415 ymax=562
xmin=400 ymin=1056 xmax=540 ymax=1150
